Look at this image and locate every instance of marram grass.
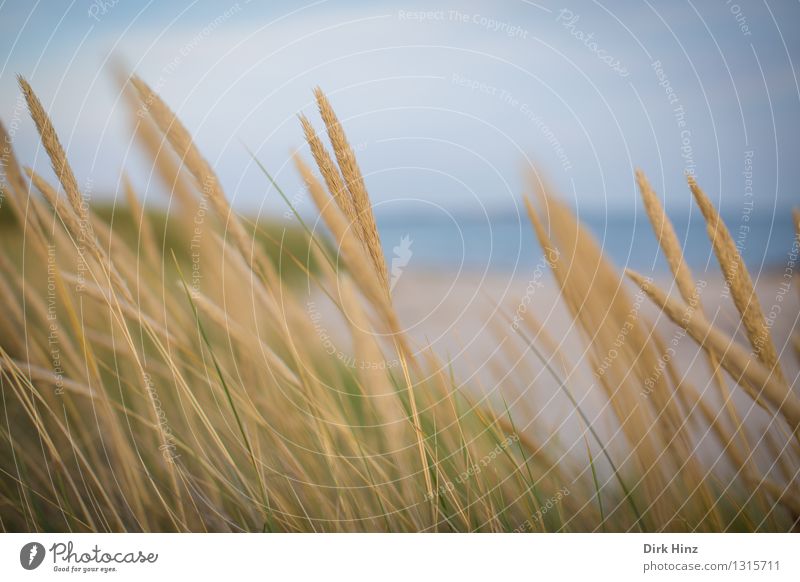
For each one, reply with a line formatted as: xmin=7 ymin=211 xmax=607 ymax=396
xmin=0 ymin=75 xmax=798 ymax=532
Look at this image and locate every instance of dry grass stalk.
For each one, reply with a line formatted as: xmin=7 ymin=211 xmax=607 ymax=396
xmin=0 ymin=121 xmax=42 ymax=233
xmin=524 ymin=195 xmax=680 ymax=527
xmin=627 ymin=268 xmax=800 ymax=432
xmin=636 ymin=171 xmax=751 ymax=463
xmin=122 ymin=174 xmax=161 ymax=271
xmin=128 ymin=75 xmax=280 ymax=293
xmin=636 ymin=171 xmax=701 ymax=311
xmin=294 ymin=154 xmax=389 ymax=316
xmin=26 ymin=167 xmax=130 ymax=300
xmin=191 ymin=291 xmax=300 ymax=389
xmin=298 ymin=114 xmax=360 ymax=231
xmin=112 ymin=63 xmax=199 ymax=216
xmin=688 ymin=176 xmax=785 ymax=386
xmin=338 ymin=274 xmax=407 ymax=429
xmin=313 ymin=88 xmax=389 ymax=291
xmin=2 ymin=74 xmax=797 ymax=532
xmin=18 ymin=77 xmax=88 ymax=225
xmin=18 ymin=78 xmax=188 ymax=519
xmin=295 ymin=152 xmax=434 ymax=501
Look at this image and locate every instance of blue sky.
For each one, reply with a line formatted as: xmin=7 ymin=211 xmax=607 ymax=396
xmin=1 ymin=0 xmax=798 ymax=219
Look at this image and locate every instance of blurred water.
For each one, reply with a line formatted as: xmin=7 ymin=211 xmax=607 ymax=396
xmin=377 ymin=209 xmax=796 ymax=274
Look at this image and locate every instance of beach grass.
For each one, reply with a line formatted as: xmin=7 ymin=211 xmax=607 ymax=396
xmin=0 ymin=75 xmax=797 ymax=532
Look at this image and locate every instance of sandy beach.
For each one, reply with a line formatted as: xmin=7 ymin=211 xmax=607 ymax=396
xmin=304 ymin=266 xmax=799 ymax=479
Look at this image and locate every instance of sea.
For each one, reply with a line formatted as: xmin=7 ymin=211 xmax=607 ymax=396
xmin=375 ymin=208 xmax=797 ymax=274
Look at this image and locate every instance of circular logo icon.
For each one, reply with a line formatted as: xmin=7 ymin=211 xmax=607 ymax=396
xmin=20 ymin=542 xmax=46 ymax=570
